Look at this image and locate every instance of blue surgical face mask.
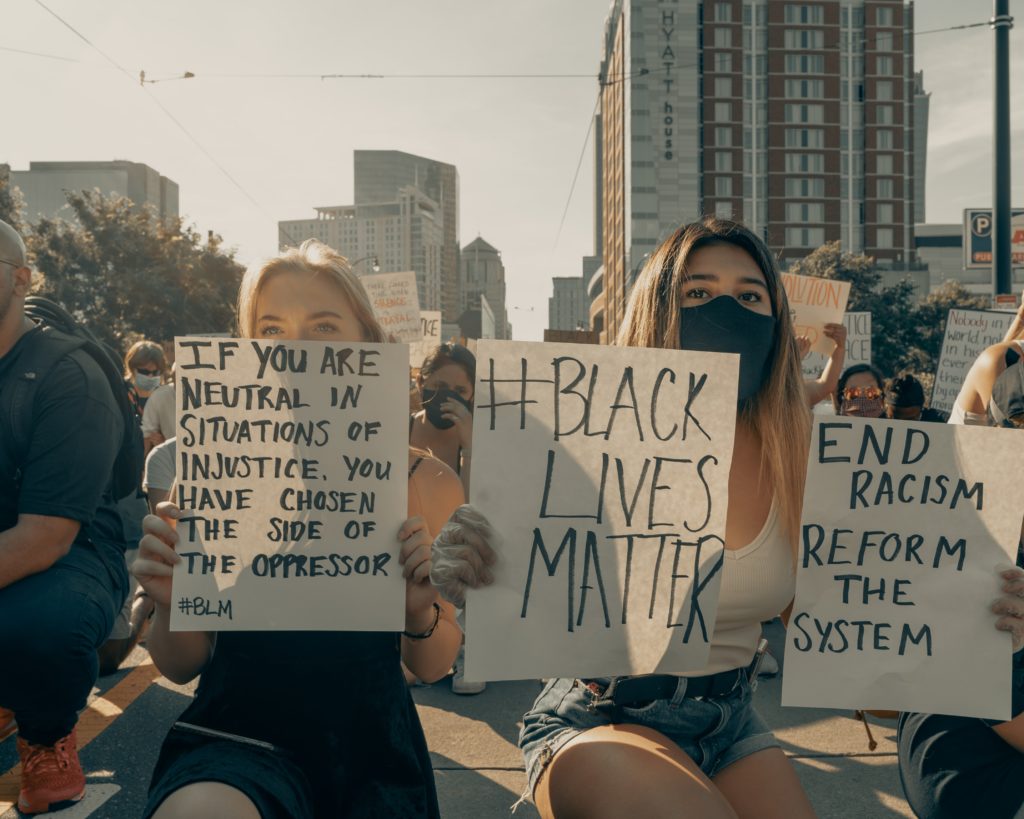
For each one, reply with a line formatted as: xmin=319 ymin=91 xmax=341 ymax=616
xmin=678 ymin=296 xmax=776 ymax=405
xmin=135 ymin=373 xmax=161 ymax=392
xmin=421 ymin=388 xmax=472 ymax=430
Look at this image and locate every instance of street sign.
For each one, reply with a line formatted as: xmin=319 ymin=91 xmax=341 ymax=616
xmin=964 ymin=208 xmax=1024 ymax=270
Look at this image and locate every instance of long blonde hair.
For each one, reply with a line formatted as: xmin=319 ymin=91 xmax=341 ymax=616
xmin=237 ymin=239 xmax=387 ymax=342
xmin=617 ymin=217 xmax=811 ymax=549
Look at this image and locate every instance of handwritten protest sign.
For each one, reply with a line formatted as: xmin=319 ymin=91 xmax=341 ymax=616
xmin=802 ymin=312 xmax=872 ymax=381
xmin=931 ymin=309 xmax=1015 ymax=414
xmin=465 ymin=340 xmax=739 ymax=681
xmin=170 ymin=337 xmax=408 ymax=631
xmin=409 ymin=310 xmax=442 ymax=368
xmin=361 ymin=271 xmax=421 ymax=343
xmin=783 ymin=418 xmax=1024 ymax=720
xmin=781 ymin=273 xmax=852 ymax=355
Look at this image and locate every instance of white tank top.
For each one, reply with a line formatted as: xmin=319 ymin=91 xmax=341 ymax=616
xmin=682 ymin=501 xmax=794 ymax=676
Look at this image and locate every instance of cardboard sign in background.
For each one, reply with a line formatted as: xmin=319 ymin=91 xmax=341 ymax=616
xmin=171 ymin=337 xmax=408 ymax=631
xmin=802 ymin=312 xmax=872 ymax=382
xmin=781 ymin=273 xmax=852 ymax=356
xmin=361 ymin=271 xmax=422 ymax=343
xmin=465 ymin=340 xmax=739 ymax=681
xmin=409 ymin=310 xmax=442 ymax=368
xmin=783 ymin=418 xmax=1024 ymax=720
xmin=931 ymin=309 xmax=1015 ymax=414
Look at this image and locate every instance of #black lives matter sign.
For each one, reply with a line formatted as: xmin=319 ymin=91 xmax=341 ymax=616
xmin=783 ymin=418 xmax=1024 ymax=720
xmin=465 ymin=340 xmax=739 ymax=681
xmin=170 ymin=337 xmax=408 ymax=631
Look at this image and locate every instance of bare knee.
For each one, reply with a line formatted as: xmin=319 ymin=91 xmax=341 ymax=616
xmin=152 ymin=782 xmax=261 ymax=819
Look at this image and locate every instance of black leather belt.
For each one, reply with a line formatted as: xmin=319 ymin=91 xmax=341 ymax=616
xmin=582 ymin=667 xmax=745 ymax=708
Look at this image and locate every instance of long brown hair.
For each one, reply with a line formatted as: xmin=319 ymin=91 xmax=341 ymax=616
xmin=616 ymin=216 xmax=811 ymax=550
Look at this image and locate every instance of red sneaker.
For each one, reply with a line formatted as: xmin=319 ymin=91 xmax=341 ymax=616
xmin=0 ymin=707 xmax=15 ymax=742
xmin=16 ymin=728 xmax=86 ymax=814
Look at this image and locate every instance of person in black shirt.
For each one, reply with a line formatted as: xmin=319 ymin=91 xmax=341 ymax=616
xmin=884 ymin=372 xmax=949 ymax=423
xmin=0 ymin=219 xmax=129 ymax=814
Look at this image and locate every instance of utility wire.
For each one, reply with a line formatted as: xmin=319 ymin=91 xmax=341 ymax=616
xmin=553 ymin=93 xmax=601 ymax=251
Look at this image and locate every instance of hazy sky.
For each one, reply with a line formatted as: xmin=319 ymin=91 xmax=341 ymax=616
xmin=4 ymin=0 xmax=1022 ymax=340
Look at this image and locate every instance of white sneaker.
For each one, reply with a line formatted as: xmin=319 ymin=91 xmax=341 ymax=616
xmin=757 ymin=651 xmax=780 ymax=678
xmin=451 ymin=648 xmax=486 ymax=695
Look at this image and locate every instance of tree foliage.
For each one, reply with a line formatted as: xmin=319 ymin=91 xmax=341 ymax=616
xmin=787 ymin=241 xmax=989 ymax=383
xmin=4 ymin=185 xmax=243 ymax=356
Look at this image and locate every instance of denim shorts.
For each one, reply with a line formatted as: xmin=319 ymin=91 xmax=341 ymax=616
xmin=519 ymin=673 xmax=779 ymax=801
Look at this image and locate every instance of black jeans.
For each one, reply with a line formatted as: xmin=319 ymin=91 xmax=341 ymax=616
xmin=0 ymin=545 xmax=127 ymax=745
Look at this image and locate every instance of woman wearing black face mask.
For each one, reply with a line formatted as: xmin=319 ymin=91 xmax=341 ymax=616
xmin=433 ymin=218 xmax=818 ymax=819
xmin=410 ymin=343 xmax=476 ymax=499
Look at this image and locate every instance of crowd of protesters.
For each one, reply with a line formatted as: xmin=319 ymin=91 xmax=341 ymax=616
xmin=1 ymin=214 xmax=1023 ymax=818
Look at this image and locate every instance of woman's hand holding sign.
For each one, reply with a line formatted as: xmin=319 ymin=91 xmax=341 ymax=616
xmin=133 ymin=503 xmax=183 ymax=609
xmin=993 ymin=563 xmax=1024 ymax=651
xmin=429 ymin=505 xmax=497 ymax=608
xmin=399 ymin=515 xmax=439 ymax=627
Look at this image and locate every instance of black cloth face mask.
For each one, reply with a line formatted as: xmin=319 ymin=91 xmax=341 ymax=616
xmin=421 ymin=388 xmax=473 ymax=430
xmin=678 ymin=295 xmax=776 ymax=404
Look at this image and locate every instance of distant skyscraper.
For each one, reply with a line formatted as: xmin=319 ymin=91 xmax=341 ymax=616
xmin=4 ymin=160 xmax=178 ymax=223
xmin=550 ymin=256 xmax=598 ymax=332
xmin=278 ymin=186 xmax=444 ymax=312
xmin=592 ymin=0 xmax=924 ymax=342
xmin=460 ymin=237 xmax=510 ymax=339
xmin=913 ymin=70 xmax=930 ymax=225
xmin=354 ymin=151 xmax=460 ymax=323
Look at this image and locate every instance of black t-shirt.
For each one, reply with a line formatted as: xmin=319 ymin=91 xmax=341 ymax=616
xmin=0 ymin=326 xmax=126 ymax=573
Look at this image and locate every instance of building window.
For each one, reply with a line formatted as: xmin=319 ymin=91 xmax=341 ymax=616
xmin=715 ymin=77 xmax=733 ymax=97
xmin=785 ymin=177 xmax=826 ymax=197
xmin=785 ymin=227 xmax=826 ymax=247
xmin=785 ymin=54 xmax=825 ymax=74
xmin=715 ymin=101 xmax=732 ymax=121
xmin=876 ymin=227 xmax=894 ymax=248
xmin=877 ymin=203 xmax=895 ymax=223
xmin=876 ymin=104 xmax=895 ymax=125
xmin=714 ymin=52 xmax=734 ymax=72
xmin=715 ymin=177 xmax=734 ymax=196
xmin=784 ymin=29 xmax=825 ymax=49
xmin=785 ymin=128 xmax=825 ymax=148
xmin=876 ymin=55 xmax=894 ymax=75
xmin=715 ymin=2 xmax=732 ymax=22
xmin=785 ymin=79 xmax=825 ymax=98
xmin=876 ymin=154 xmax=894 ymax=174
xmin=784 ymin=103 xmax=825 ymax=124
xmin=785 ymin=152 xmax=825 ymax=173
xmin=875 ymin=80 xmax=893 ymax=101
xmin=786 ymin=202 xmax=826 ymax=222
xmin=714 ymin=152 xmax=733 ymax=171
xmin=876 ymin=128 xmax=894 ymax=148
xmin=875 ymin=31 xmax=895 ymax=51
xmin=784 ymin=4 xmax=823 ymax=24
xmin=714 ymin=27 xmax=733 ymax=47
xmin=715 ymin=126 xmax=733 ymax=146
xmin=876 ymin=178 xmax=894 ymax=198
xmin=877 ymin=6 xmax=895 ymax=26
xmin=715 ymin=201 xmax=733 ymax=218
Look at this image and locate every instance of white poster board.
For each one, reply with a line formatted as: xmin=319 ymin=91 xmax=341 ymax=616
xmin=802 ymin=312 xmax=872 ymax=380
xmin=932 ymin=309 xmax=1015 ymax=414
xmin=465 ymin=340 xmax=739 ymax=681
xmin=171 ymin=337 xmax=408 ymax=631
xmin=361 ymin=271 xmax=422 ymax=343
xmin=781 ymin=273 xmax=852 ymax=355
xmin=409 ymin=310 xmax=442 ymax=368
xmin=783 ymin=418 xmax=1024 ymax=720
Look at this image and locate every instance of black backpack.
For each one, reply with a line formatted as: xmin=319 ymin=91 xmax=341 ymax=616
xmin=1 ymin=296 xmax=145 ymax=501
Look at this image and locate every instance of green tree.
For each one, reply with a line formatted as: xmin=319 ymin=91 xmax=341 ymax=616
xmin=903 ymin=280 xmax=990 ymax=376
xmin=0 ymin=170 xmax=27 ymax=234
xmin=28 ymin=190 xmax=243 ymax=354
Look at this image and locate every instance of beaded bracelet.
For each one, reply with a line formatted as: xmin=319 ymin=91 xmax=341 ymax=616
xmin=403 ymin=602 xmax=441 ymax=640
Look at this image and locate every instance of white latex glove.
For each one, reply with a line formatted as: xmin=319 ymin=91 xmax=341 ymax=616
xmin=430 ymin=504 xmax=498 ymax=607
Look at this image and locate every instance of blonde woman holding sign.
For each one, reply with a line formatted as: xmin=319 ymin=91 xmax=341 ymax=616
xmin=133 ymin=240 xmax=462 ymax=819
xmin=435 ymin=217 xmax=818 ymax=818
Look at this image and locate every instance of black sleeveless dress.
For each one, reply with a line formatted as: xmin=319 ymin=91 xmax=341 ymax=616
xmin=145 ymin=629 xmax=440 ymax=818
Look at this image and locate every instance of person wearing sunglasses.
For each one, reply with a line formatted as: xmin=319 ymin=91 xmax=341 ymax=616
xmin=833 ymin=363 xmax=887 ymax=417
xmin=123 ymin=341 xmax=167 ymax=425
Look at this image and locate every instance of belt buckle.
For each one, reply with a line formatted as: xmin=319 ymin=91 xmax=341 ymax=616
xmin=584 ymin=678 xmax=619 ymax=712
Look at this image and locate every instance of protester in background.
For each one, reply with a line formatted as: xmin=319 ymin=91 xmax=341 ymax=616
xmin=801 ymin=322 xmax=847 ymax=407
xmin=884 ymin=373 xmax=947 ymax=422
xmin=434 ymin=217 xmax=818 ymax=819
xmin=409 ymin=343 xmax=476 ymax=497
xmin=124 ymin=340 xmax=166 ymax=423
xmin=0 ymin=219 xmax=129 ymax=814
xmin=833 ymin=363 xmax=887 ymax=417
xmin=134 ymin=240 xmax=462 ymax=819
xmin=142 ymin=365 xmax=175 ymax=452
xmin=949 ymin=336 xmax=1024 ymax=426
xmin=144 ymin=437 xmax=176 ymax=514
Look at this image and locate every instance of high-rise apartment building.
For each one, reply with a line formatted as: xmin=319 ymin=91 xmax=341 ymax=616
xmin=4 ymin=160 xmax=178 ymax=223
xmin=354 ymin=151 xmax=460 ymax=322
xmin=913 ymin=70 xmax=930 ymax=225
xmin=550 ymin=256 xmax=598 ymax=332
xmin=592 ymin=0 xmax=923 ymax=342
xmin=459 ymin=237 xmax=510 ymax=339
xmin=278 ymin=186 xmax=444 ymax=312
